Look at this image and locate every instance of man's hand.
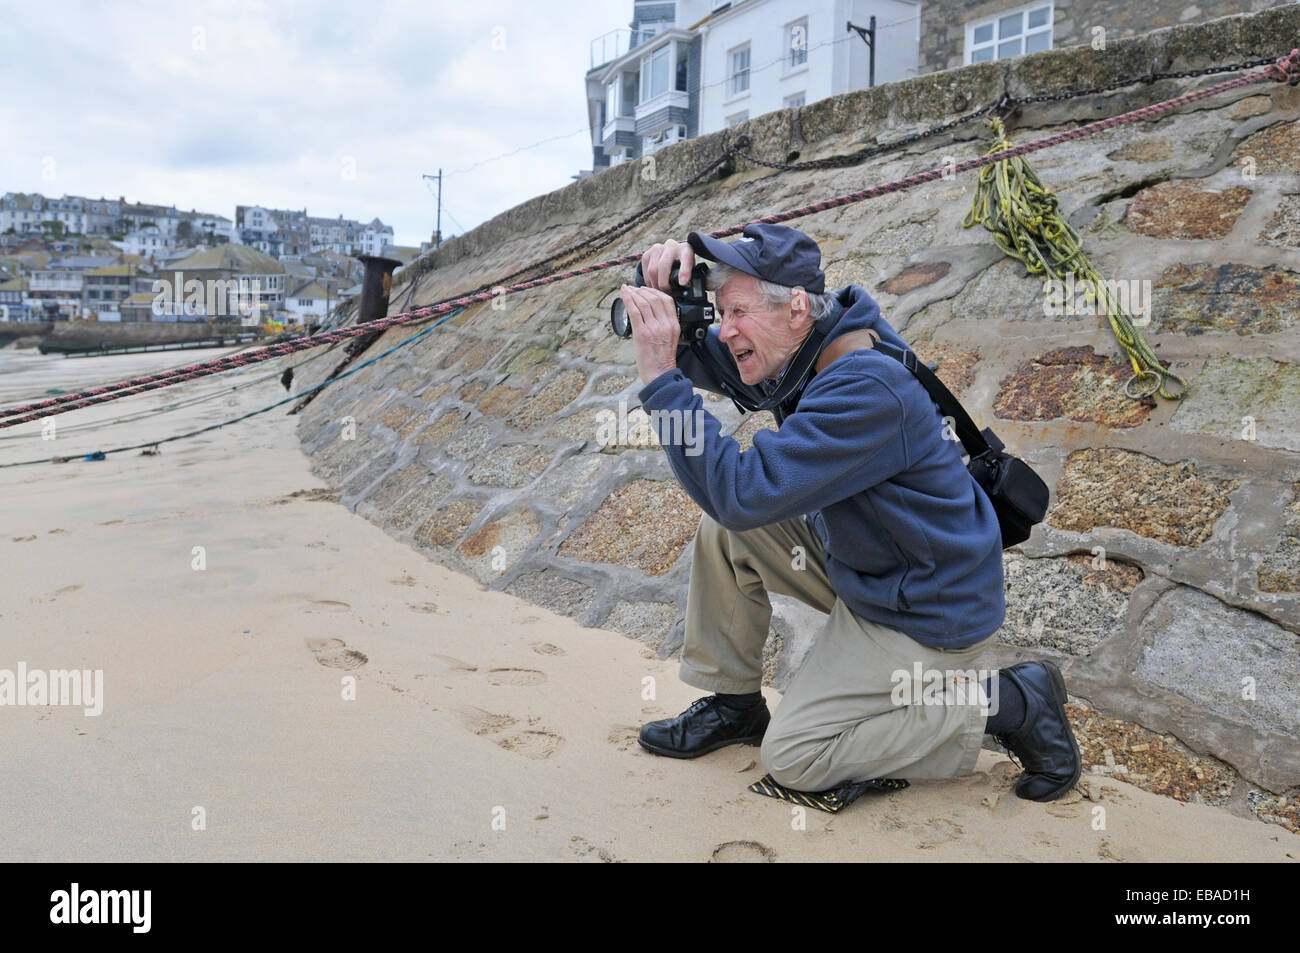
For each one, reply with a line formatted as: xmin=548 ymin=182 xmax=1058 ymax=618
xmin=640 ymin=239 xmax=695 ymax=292
xmin=621 ymin=284 xmax=681 ymax=386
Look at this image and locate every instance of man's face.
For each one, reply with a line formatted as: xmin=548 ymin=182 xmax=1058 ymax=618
xmin=715 ymin=272 xmax=811 ymax=386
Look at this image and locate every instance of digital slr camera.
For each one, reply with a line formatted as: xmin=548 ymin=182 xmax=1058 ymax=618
xmin=609 ymin=261 xmax=715 ymax=345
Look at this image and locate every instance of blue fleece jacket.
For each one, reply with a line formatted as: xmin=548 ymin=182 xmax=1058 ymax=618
xmin=638 ymin=284 xmax=1006 ymax=649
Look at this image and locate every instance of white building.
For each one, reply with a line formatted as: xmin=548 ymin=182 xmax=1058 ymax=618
xmin=698 ymin=0 xmax=919 ymax=133
xmin=284 ymin=279 xmax=331 ymax=325
xmin=585 ymin=0 xmax=920 ymax=170
xmin=360 ymin=218 xmax=394 ymax=257
xmin=119 ymin=225 xmax=172 ymax=258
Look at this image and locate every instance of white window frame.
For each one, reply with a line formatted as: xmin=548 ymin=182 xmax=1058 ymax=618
xmin=725 ymin=111 xmax=748 ymax=127
xmin=786 ymin=17 xmax=808 ymax=71
xmin=784 ymin=92 xmax=805 ymax=109
xmin=965 ymin=2 xmax=1053 ymax=64
xmin=728 ymin=43 xmax=751 ymax=97
xmin=640 ymin=43 xmax=672 ymax=103
xmin=606 ymin=79 xmax=619 ymax=120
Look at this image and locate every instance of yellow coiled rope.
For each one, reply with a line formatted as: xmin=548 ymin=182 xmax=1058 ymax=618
xmin=962 ymin=118 xmax=1188 ymax=400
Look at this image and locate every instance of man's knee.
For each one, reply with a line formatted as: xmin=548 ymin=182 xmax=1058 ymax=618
xmin=761 ymin=723 xmax=829 ymax=791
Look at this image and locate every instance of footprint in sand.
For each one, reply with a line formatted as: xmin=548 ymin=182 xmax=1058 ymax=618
xmin=531 ymin=642 xmax=565 ymax=656
xmin=34 ymin=584 xmax=81 ymax=603
xmin=606 ymin=725 xmax=642 ymax=752
xmin=875 ymin=813 xmax=907 ymax=833
xmin=47 ymin=528 xmax=67 ymax=535
xmin=452 ymin=706 xmax=563 ymax=760
xmin=454 ymin=706 xmax=518 ymax=735
xmin=407 ymin=602 xmax=447 ymax=615
xmin=916 ymin=818 xmax=965 ymax=850
xmin=569 ymin=836 xmax=620 ymax=863
xmin=1097 ymin=839 xmax=1125 ymax=862
xmin=710 ymin=841 xmax=776 ymax=863
xmin=485 ymin=668 xmax=547 ymax=687
xmin=306 ymin=599 xmax=351 ymax=613
xmin=430 ymin=653 xmax=478 ymax=674
xmin=390 ymin=572 xmax=417 ymax=587
xmin=97 ymin=520 xmax=123 ymax=526
xmin=275 ymin=594 xmax=351 ymax=613
xmin=305 ymin=541 xmax=338 ymax=551
xmin=306 ymin=638 xmax=368 ymax=670
xmin=12 ymin=535 xmax=36 ymax=542
xmin=496 ymin=729 xmax=563 ymax=760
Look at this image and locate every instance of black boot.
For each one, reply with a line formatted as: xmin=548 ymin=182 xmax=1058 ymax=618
xmin=638 ymin=694 xmax=770 ymax=759
xmin=992 ymin=661 xmax=1082 ymax=802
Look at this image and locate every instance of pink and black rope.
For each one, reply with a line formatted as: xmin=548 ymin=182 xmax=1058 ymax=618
xmin=2 ymin=49 xmax=1294 ymax=431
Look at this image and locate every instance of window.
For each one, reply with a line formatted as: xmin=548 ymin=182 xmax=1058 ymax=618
xmin=784 ymin=92 xmax=805 ymax=109
xmin=675 ymin=41 xmax=689 ymax=92
xmin=641 ymin=44 xmax=671 ymax=101
xmin=729 ymin=44 xmax=750 ymax=96
xmin=967 ymin=3 xmax=1052 ymax=63
xmin=621 ymin=71 xmax=638 ymax=115
xmin=787 ymin=18 xmax=808 ymax=69
xmin=726 ymin=111 xmax=748 ymax=127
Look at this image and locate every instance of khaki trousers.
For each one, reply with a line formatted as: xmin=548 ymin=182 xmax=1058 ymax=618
xmin=682 ymin=512 xmax=992 ymax=792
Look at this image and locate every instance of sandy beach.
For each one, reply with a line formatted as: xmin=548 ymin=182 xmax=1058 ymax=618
xmin=0 ymin=347 xmax=1295 ymax=862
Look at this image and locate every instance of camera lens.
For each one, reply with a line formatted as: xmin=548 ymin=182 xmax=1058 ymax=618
xmin=610 ymin=298 xmax=632 ymax=339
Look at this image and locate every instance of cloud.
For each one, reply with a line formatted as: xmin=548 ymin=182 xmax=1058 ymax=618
xmin=0 ymin=0 xmax=629 ymax=246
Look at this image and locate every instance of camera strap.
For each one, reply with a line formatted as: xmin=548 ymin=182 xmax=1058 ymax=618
xmin=698 ymin=299 xmax=843 ymax=417
xmin=814 ymin=332 xmax=993 ymax=458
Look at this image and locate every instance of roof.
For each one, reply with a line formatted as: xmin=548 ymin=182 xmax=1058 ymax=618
xmin=0 ymin=276 xmax=27 ymax=291
xmin=53 ymin=255 xmax=118 ymax=270
xmin=171 ymin=243 xmax=286 ymax=275
xmin=289 ymin=280 xmax=329 ymax=299
xmin=85 ymin=264 xmax=137 ymax=276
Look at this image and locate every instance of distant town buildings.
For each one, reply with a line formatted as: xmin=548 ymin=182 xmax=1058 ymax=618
xmin=233 ymin=205 xmax=394 ymax=258
xmin=1 ymin=189 xmax=410 ymax=328
xmin=0 ymin=192 xmax=232 ymax=244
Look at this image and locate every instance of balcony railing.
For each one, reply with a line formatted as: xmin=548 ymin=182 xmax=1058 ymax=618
xmin=589 ymin=28 xmax=656 ymax=70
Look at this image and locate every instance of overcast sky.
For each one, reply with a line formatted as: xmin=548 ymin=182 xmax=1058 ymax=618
xmin=0 ymin=0 xmax=629 ymax=247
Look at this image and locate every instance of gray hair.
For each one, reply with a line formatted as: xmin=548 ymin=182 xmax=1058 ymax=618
xmin=704 ymin=261 xmax=837 ymax=322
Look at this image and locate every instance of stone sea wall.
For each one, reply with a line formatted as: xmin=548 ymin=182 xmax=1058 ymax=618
xmin=295 ymin=6 xmax=1300 ymax=831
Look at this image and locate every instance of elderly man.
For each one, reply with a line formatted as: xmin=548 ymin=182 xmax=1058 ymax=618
xmin=618 ymin=223 xmax=1080 ymax=802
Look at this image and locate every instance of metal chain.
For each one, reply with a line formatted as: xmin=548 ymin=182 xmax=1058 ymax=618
xmin=731 ymin=55 xmax=1285 ymax=172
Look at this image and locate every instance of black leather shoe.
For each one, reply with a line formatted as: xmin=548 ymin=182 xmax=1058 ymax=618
xmin=993 ymin=661 xmax=1082 ymax=802
xmin=638 ymin=694 xmax=770 ymax=759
